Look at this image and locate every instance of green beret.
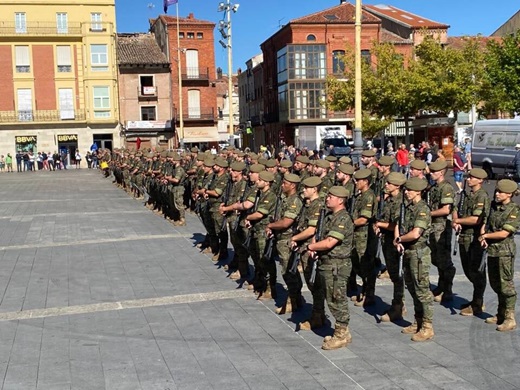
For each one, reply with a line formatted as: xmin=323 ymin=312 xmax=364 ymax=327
xmin=230 ymin=161 xmax=246 ymax=172
xmin=147 ymin=152 xmax=154 ymax=158
xmin=190 ymin=147 xmax=198 ymax=153
xmin=258 ymin=158 xmax=268 ymax=166
xmin=296 ymin=155 xmax=310 ymax=164
xmin=378 ymin=156 xmax=395 ymax=166
xmin=215 ymin=158 xmax=229 ymax=168
xmin=405 ymin=177 xmax=428 ymax=191
xmin=469 ymin=168 xmax=487 ymax=180
xmin=338 ymin=164 xmax=355 ymax=175
xmin=325 ymin=155 xmax=338 ymax=162
xmin=249 ymin=164 xmax=265 ymax=173
xmin=249 ymin=152 xmax=259 ymax=159
xmin=284 ymin=173 xmax=301 ymax=184
xmin=429 ymin=160 xmax=448 ymax=172
xmin=227 ymin=146 xmax=236 ymax=151
xmin=280 ymin=160 xmax=293 ymax=168
xmin=328 ymin=186 xmax=349 ymax=198
xmin=196 ymin=155 xmax=205 ymax=161
xmin=362 ymin=149 xmax=376 ymax=157
xmin=160 ymin=150 xmax=168 ymax=158
xmin=172 ymin=154 xmax=182 ymax=161
xmin=386 ymin=172 xmax=406 ymax=186
xmin=259 ymin=171 xmax=275 ymax=182
xmin=236 ymin=151 xmax=245 ymax=157
xmin=203 ymin=158 xmax=215 ymax=167
xmin=339 ymin=156 xmax=352 ymax=164
xmin=302 ymin=176 xmax=322 ymax=188
xmin=496 ymin=179 xmax=518 ymax=194
xmin=354 ymin=168 xmax=372 ymax=180
xmin=410 ymin=160 xmax=427 ymax=170
xmin=315 ymin=159 xmax=330 ymax=169
xmin=264 ymin=159 xmax=277 ymax=168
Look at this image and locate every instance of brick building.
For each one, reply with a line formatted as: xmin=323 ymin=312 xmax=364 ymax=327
xmin=150 ymin=13 xmax=219 ymax=147
xmin=215 ymin=68 xmax=239 ymax=146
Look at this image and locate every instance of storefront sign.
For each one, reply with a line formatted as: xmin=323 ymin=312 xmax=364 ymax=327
xmin=126 ymin=120 xmax=172 ymax=130
xmin=57 ymin=134 xmax=78 ymax=142
xmin=183 ymin=127 xmax=219 ymax=142
xmin=15 ymin=136 xmax=37 ymax=143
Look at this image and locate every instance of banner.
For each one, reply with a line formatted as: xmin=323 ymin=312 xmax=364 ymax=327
xmin=163 ymin=0 xmax=178 ymax=13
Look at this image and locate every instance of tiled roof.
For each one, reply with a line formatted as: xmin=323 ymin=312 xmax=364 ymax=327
xmin=364 ymin=4 xmax=449 ymax=29
xmin=117 ymin=33 xmax=169 ymax=66
xmin=291 ymin=2 xmax=380 ymax=24
xmin=380 ymin=29 xmax=413 ymax=44
xmin=446 ymin=35 xmax=501 ymax=50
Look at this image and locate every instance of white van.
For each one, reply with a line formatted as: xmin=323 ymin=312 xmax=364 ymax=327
xmin=471 ymin=119 xmax=520 ymax=178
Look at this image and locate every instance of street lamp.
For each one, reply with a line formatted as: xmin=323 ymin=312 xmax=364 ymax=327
xmin=217 ymin=0 xmax=239 ymax=142
xmin=353 ymin=0 xmax=363 ymax=163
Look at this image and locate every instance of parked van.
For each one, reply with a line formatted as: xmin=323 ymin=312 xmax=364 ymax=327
xmin=471 ymin=119 xmax=520 ymax=178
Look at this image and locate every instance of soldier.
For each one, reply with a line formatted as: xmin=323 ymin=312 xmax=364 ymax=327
xmin=375 ymin=156 xmax=395 ymax=278
xmin=335 ymin=164 xmax=356 ymax=198
xmin=265 ymin=159 xmax=281 ymax=193
xmin=395 ymin=177 xmax=434 ymax=342
xmin=428 ymin=160 xmax=456 ymax=302
xmin=266 ymin=173 xmax=303 ymax=314
xmin=409 ymin=159 xmax=427 ymax=180
xmin=480 ymin=179 xmax=519 ymax=331
xmin=307 ymin=186 xmax=354 ymax=350
xmin=452 ymin=168 xmax=490 ymax=316
xmin=351 ymin=168 xmax=378 ymax=307
xmin=314 ymin=159 xmax=334 ymax=199
xmin=374 ymin=172 xmax=407 ymax=322
xmin=169 ymin=154 xmax=187 ymax=226
xmin=360 ymin=149 xmax=379 ymax=186
xmin=325 ymin=155 xmax=338 ymax=184
xmin=194 ymin=158 xmax=216 ymax=252
xmin=278 ymin=160 xmax=293 ymax=176
xmin=291 ymin=176 xmax=326 ymax=330
xmin=293 ymin=155 xmax=311 ymax=183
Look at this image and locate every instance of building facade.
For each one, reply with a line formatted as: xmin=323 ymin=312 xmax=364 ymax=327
xmin=491 ymin=9 xmax=520 ymax=37
xmin=117 ymin=33 xmax=172 ymax=150
xmin=0 ymin=0 xmax=121 ymax=161
xmin=215 ymin=69 xmax=239 ymax=147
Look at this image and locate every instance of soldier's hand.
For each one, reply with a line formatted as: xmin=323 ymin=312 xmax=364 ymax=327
xmin=245 ymin=220 xmax=251 ymax=229
xmin=289 ymin=239 xmax=297 ymax=250
xmin=265 ymin=228 xmax=273 ymax=238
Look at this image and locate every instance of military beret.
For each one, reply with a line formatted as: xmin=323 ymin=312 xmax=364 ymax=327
xmin=147 ymin=152 xmax=154 ymax=158
xmin=339 ymin=156 xmax=352 ymax=164
xmin=429 ymin=160 xmax=448 ymax=172
xmin=196 ymin=155 xmax=205 ymax=161
xmin=249 ymin=152 xmax=259 ymax=159
xmin=325 ymin=155 xmax=338 ymax=162
xmin=215 ymin=158 xmax=229 ymax=168
xmin=328 ymin=186 xmax=349 ymax=198
xmin=259 ymin=171 xmax=275 ymax=182
xmin=378 ymin=156 xmax=395 ymax=166
xmin=280 ymin=160 xmax=293 ymax=168
xmin=203 ymin=158 xmax=215 ymax=167
xmin=405 ymin=177 xmax=428 ymax=191
xmin=258 ymin=158 xmax=268 ymax=166
xmin=227 ymin=146 xmax=236 ymax=151
xmin=249 ymin=164 xmax=265 ymax=173
xmin=315 ymin=159 xmax=330 ymax=169
xmin=172 ymin=154 xmax=182 ymax=161
xmin=230 ymin=161 xmax=246 ymax=172
xmin=264 ymin=159 xmax=277 ymax=168
xmin=386 ymin=172 xmax=406 ymax=186
xmin=354 ymin=168 xmax=372 ymax=180
xmin=496 ymin=179 xmax=518 ymax=194
xmin=362 ymin=149 xmax=376 ymax=157
xmin=410 ymin=159 xmax=427 ymax=170
xmin=236 ymin=151 xmax=245 ymax=157
xmin=338 ymin=164 xmax=355 ymax=175
xmin=284 ymin=173 xmax=301 ymax=184
xmin=190 ymin=147 xmax=198 ymax=153
xmin=469 ymin=168 xmax=487 ymax=179
xmin=302 ymin=176 xmax=322 ymax=188
xmin=296 ymin=155 xmax=310 ymax=164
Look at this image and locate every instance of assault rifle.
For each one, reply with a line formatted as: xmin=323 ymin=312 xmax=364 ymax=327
xmin=397 ymin=188 xmax=406 ymax=279
xmin=453 ymin=178 xmax=467 ymax=256
xmin=243 ymin=189 xmax=261 ymax=248
xmin=288 ymin=203 xmax=306 ymax=275
xmin=219 ymin=179 xmax=234 ymax=232
xmin=310 ymin=197 xmax=327 ymax=284
xmin=479 ymin=201 xmax=495 ymax=272
xmin=375 ymin=183 xmax=385 ymax=263
xmin=232 ymin=180 xmax=250 ymax=232
xmin=261 ymin=185 xmax=283 ymax=263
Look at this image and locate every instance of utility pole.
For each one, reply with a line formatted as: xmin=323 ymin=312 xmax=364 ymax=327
xmin=353 ymin=0 xmax=363 ymax=163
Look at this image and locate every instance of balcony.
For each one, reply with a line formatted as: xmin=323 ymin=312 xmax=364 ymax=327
xmin=181 ymin=67 xmax=210 ymax=82
xmin=174 ymin=107 xmax=215 ymax=121
xmin=0 ymin=21 xmax=82 ymax=36
xmin=0 ymin=110 xmax=86 ymax=124
xmin=138 ymin=86 xmax=158 ymax=101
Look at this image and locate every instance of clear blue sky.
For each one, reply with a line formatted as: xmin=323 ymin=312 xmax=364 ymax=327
xmin=116 ymin=0 xmax=519 ymax=72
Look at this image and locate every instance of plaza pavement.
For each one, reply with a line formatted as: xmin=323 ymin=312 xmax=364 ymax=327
xmin=0 ymin=169 xmax=518 ymax=390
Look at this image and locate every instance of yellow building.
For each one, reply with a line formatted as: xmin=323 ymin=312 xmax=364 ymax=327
xmin=0 ymin=0 xmax=121 ymax=164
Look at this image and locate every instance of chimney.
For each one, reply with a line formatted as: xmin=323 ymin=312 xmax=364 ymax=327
xmin=188 ymin=13 xmax=194 ymax=19
xmin=340 ymin=0 xmax=347 ymax=3
xmin=217 ymin=67 xmax=223 ymax=79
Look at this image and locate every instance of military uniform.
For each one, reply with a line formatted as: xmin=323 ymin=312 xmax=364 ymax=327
xmin=172 ymin=158 xmax=187 ymax=222
xmin=208 ymin=163 xmax=231 ymax=259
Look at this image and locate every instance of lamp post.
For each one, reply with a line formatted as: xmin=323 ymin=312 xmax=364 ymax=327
xmin=175 ymin=1 xmax=184 ymax=149
xmin=218 ymin=0 xmax=239 ymax=144
xmin=353 ymin=0 xmax=363 ymax=163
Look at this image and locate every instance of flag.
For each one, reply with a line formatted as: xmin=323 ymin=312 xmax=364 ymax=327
xmin=163 ymin=0 xmax=178 ymax=13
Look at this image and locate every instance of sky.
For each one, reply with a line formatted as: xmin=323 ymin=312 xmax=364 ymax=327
xmin=116 ymin=0 xmax=519 ymax=72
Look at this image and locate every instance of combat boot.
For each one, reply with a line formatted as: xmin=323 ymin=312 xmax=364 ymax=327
xmin=460 ymin=299 xmax=485 ymax=316
xmin=258 ymin=285 xmax=275 ymax=300
xmin=229 ymin=271 xmax=241 ymax=280
xmin=175 ymin=218 xmax=186 ymax=226
xmin=381 ymin=302 xmax=404 ymax=322
xmin=322 ymin=324 xmax=352 ymax=350
xmin=411 ymin=321 xmax=434 ymax=342
xmin=485 ymin=307 xmax=505 ymax=325
xmin=275 ymin=298 xmax=292 ymax=315
xmin=300 ymin=311 xmax=326 ymax=331
xmin=496 ymin=310 xmax=517 ymax=332
xmin=402 ymin=316 xmax=422 ymax=334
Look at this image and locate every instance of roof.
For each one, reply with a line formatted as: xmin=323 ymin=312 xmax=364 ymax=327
xmin=117 ymin=33 xmax=169 ymax=66
xmin=380 ymin=29 xmax=413 ymax=45
xmin=446 ymin=35 xmax=501 ymax=50
xmin=157 ymin=13 xmax=215 ymax=26
xmin=290 ymin=2 xmax=380 ymax=24
xmin=364 ymin=4 xmax=449 ymax=29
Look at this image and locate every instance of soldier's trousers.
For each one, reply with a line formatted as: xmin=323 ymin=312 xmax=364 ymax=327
xmin=459 ymin=235 xmax=487 ymax=302
xmin=403 ymin=245 xmax=433 ymax=323
xmin=211 ymin=209 xmax=228 ymax=255
xmin=430 ymin=221 xmax=456 ymax=294
xmin=230 ymin=221 xmax=250 ymax=278
xmin=277 ymin=238 xmax=302 ymax=299
xmin=301 ymin=251 xmax=325 ymax=314
xmin=351 ymin=232 xmax=377 ymax=297
xmin=250 ymin=235 xmax=275 ymax=292
xmin=488 ymin=255 xmax=517 ymax=311
xmin=173 ymin=186 xmax=185 ymax=219
xmin=382 ymin=240 xmax=405 ymax=305
xmin=318 ymin=258 xmax=351 ymax=327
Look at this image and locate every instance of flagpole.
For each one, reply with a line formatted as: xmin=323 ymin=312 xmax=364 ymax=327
xmin=176 ymin=1 xmax=184 ymax=150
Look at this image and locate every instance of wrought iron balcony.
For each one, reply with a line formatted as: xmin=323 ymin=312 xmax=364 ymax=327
xmin=174 ymin=107 xmax=215 ymax=121
xmin=0 ymin=110 xmax=86 ymax=123
xmin=0 ymin=21 xmax=83 ymax=36
xmin=181 ymin=67 xmax=210 ymax=81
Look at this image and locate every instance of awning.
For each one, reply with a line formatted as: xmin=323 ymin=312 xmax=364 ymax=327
xmin=182 ymin=126 xmax=219 ymax=143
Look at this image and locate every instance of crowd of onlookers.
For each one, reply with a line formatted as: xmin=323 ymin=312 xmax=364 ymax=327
xmin=0 ymin=148 xmax=101 ymax=172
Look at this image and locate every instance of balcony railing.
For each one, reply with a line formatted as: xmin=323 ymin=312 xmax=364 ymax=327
xmin=181 ymin=67 xmax=210 ymax=81
xmin=0 ymin=21 xmax=82 ymax=36
xmin=0 ymin=110 xmax=86 ymax=123
xmin=174 ymin=107 xmax=215 ymax=121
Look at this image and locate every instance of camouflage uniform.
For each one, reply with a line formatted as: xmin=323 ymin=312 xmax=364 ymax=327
xmin=172 ymin=162 xmax=186 ymax=220
xmin=227 ymin=179 xmax=249 ymax=277
xmin=208 ymin=171 xmax=231 ymax=256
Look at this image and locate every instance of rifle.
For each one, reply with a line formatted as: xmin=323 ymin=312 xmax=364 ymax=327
xmin=288 ymin=203 xmax=307 ymax=274
xmin=397 ymin=188 xmax=406 ymax=279
xmin=375 ymin=183 xmax=385 ymax=263
xmin=261 ymin=185 xmax=283 ymax=263
xmin=202 ymin=173 xmax=216 ymax=213
xmin=232 ymin=180 xmax=250 ymax=232
xmin=479 ymin=201 xmax=495 ymax=272
xmin=310 ymin=197 xmax=327 ymax=284
xmin=243 ymin=189 xmax=261 ymax=247
xmin=219 ymin=179 xmax=234 ymax=232
xmin=453 ymin=178 xmax=467 ymax=256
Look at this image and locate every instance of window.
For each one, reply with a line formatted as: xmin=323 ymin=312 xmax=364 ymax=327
xmin=90 ymin=44 xmax=108 ymax=71
xmin=17 ymin=89 xmax=33 ymax=121
xmin=332 ymin=50 xmax=345 ymax=74
xmin=91 ymin=13 xmax=102 ymax=31
xmin=15 ymin=12 xmax=26 ymax=34
xmin=197 ymin=32 xmax=203 ymax=39
xmin=179 ymin=32 xmax=184 ymax=39
xmin=307 ymin=34 xmax=316 ymax=41
xmin=56 ymin=13 xmax=68 ymax=34
xmin=288 ymin=45 xmax=326 ymax=80
xmin=139 ymin=75 xmax=155 ymax=95
xmin=187 ymin=89 xmax=200 ymax=118
xmin=187 ymin=32 xmax=194 ymax=39
xmin=59 ymin=89 xmax=74 ymax=119
xmin=141 ymin=106 xmax=156 ymax=121
xmin=15 ymin=46 xmax=30 ymax=73
xmin=288 ymin=81 xmax=326 ymax=120
xmin=185 ymin=49 xmax=199 ymax=78
xmin=93 ymin=86 xmax=110 ymax=118
xmin=361 ymin=50 xmax=371 ymax=65
xmin=56 ymin=46 xmax=72 ymax=72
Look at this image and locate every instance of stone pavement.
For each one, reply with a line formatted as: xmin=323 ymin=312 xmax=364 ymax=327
xmin=0 ymin=169 xmax=518 ymax=390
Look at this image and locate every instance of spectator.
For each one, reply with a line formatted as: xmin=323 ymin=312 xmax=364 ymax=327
xmin=436 ymin=149 xmax=446 ymax=161
xmin=28 ymin=152 xmax=35 ymax=171
xmin=396 ymin=143 xmax=409 ymax=175
xmin=328 ymin=144 xmax=336 ymax=156
xmin=453 ymin=145 xmax=466 ymax=193
xmin=36 ymin=152 xmax=43 ymax=170
xmin=6 ymin=153 xmax=13 ymax=172
xmin=47 ymin=152 xmax=54 ymax=171
xmin=42 ymin=151 xmax=49 ymax=170
xmin=22 ymin=152 xmax=29 ymax=171
xmin=75 ymin=150 xmax=81 ymax=169
xmin=0 ymin=155 xmax=4 ymax=172
xmin=86 ymin=152 xmax=92 ymax=169
xmin=90 ymin=142 xmax=98 ymax=153
xmin=15 ymin=151 xmax=23 ymax=172
xmin=92 ymin=151 xmax=99 ymax=169
xmin=386 ymin=145 xmax=395 ymax=157
xmin=464 ymin=137 xmax=472 ymax=169
xmin=61 ymin=151 xmax=68 ymax=169
xmin=54 ymin=152 xmax=61 ymax=170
